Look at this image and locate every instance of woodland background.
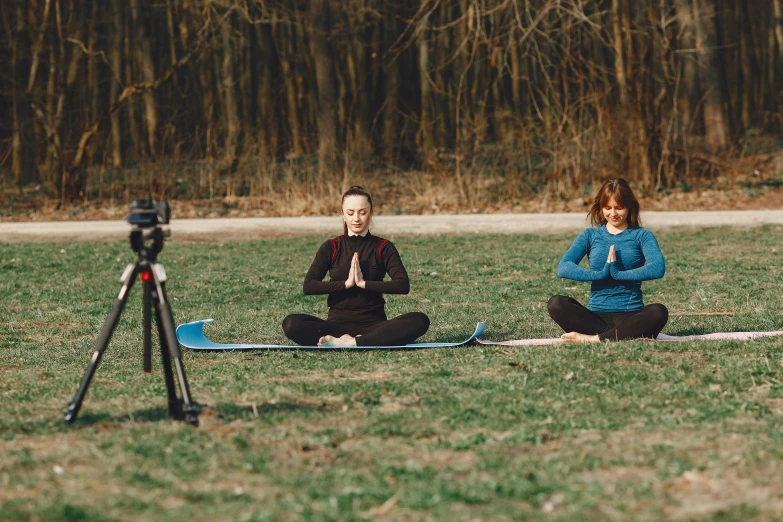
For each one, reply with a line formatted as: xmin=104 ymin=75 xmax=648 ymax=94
xmin=1 ymin=0 xmax=783 ymax=215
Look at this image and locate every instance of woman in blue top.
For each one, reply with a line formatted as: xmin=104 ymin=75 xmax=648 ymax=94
xmin=548 ymin=178 xmax=668 ymax=343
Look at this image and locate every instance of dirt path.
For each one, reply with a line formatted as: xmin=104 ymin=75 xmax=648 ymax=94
xmin=2 ymin=210 xmax=782 ymax=242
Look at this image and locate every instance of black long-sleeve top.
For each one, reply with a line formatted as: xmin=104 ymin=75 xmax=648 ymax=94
xmin=303 ymin=233 xmax=410 ymax=320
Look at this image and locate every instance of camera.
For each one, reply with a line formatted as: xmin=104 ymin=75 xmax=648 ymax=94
xmin=128 ymin=197 xmax=170 ymax=227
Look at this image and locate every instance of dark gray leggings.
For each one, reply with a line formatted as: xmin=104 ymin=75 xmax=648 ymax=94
xmin=547 ymin=295 xmax=668 ymax=341
xmin=282 ymin=312 xmax=430 ymax=347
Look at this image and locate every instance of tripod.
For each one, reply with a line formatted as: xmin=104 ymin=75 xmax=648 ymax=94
xmin=63 ymin=225 xmax=199 ymax=426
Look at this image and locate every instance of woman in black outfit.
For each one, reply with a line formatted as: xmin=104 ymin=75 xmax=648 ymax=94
xmin=282 ymin=186 xmax=430 ymax=347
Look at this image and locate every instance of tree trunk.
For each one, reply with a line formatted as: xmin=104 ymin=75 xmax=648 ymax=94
xmin=57 ymin=1 xmax=87 ymax=200
xmin=26 ymin=0 xmax=51 ymax=93
xmin=774 ymin=0 xmax=783 ymax=58
xmin=454 ymin=0 xmax=471 ymax=203
xmin=109 ymin=0 xmax=123 ymax=167
xmin=370 ymin=19 xmax=385 ymax=149
xmin=130 ymin=0 xmax=158 ymax=156
xmin=383 ymin=17 xmax=401 ymax=165
xmin=12 ymin=1 xmax=35 ymax=187
xmin=220 ymin=17 xmax=239 ymax=170
xmin=53 ymin=5 xmax=83 ymax=140
xmin=165 ymin=0 xmax=178 ymax=65
xmin=293 ymin=15 xmax=316 ymax=158
xmin=240 ymin=20 xmax=253 ymax=151
xmin=622 ymin=0 xmax=634 ymax=85
xmin=334 ymin=42 xmax=348 ymax=154
xmin=309 ymin=0 xmax=341 ymax=178
xmin=433 ymin=3 xmax=450 ymax=149
xmin=773 ymin=0 xmax=783 ymax=116
xmin=253 ymin=21 xmax=278 ymax=158
xmin=468 ymin=3 xmax=485 ymax=152
xmin=345 ymin=14 xmax=373 ymax=157
xmin=44 ymin=42 xmax=57 ymax=184
xmin=738 ymin=2 xmax=753 ymax=129
xmin=691 ymin=0 xmax=729 ymax=148
xmin=490 ymin=41 xmax=510 ymax=142
xmin=769 ymin=25 xmax=778 ymax=120
xmin=344 ymin=38 xmax=370 ymax=155
xmin=87 ymin=0 xmax=99 ymax=145
xmin=276 ymin=21 xmax=302 ymax=156
xmin=124 ymin=12 xmax=141 ymax=160
xmin=611 ymin=0 xmax=627 ymax=105
xmin=418 ymin=8 xmax=434 ymax=163
xmin=674 ymin=0 xmax=699 ymax=137
xmin=509 ymin=25 xmax=521 ymax=114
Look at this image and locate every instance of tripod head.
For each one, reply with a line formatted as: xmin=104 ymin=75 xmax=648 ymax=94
xmin=130 ymin=225 xmax=169 ymax=264
xmin=128 ymin=197 xmax=171 ymax=263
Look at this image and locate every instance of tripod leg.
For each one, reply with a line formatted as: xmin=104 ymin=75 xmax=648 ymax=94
xmin=143 ymin=281 xmax=152 ymax=373
xmin=63 ymin=264 xmax=139 ymax=424
xmin=150 ymin=264 xmax=199 ymax=426
xmin=154 ymin=302 xmax=182 ymax=420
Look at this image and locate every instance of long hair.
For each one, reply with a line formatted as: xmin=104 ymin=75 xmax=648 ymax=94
xmin=588 ymin=178 xmax=641 ymax=228
xmin=341 ymin=185 xmax=373 ymax=235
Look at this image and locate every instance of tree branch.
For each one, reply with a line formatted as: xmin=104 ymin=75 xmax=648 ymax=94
xmin=70 ymin=28 xmax=216 ymax=169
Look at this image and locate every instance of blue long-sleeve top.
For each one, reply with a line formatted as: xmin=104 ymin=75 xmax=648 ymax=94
xmin=557 ymin=225 xmax=665 ymax=312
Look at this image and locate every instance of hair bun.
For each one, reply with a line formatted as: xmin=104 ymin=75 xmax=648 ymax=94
xmin=350 ymin=185 xmax=364 ymax=191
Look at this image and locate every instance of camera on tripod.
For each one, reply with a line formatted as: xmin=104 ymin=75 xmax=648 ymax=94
xmin=63 ymin=195 xmax=200 ymax=426
xmin=128 ymin=197 xmax=170 ymax=228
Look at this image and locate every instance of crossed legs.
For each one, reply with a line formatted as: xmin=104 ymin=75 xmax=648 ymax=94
xmin=547 ymin=295 xmax=668 ymax=343
xmin=282 ymin=312 xmax=430 ymax=347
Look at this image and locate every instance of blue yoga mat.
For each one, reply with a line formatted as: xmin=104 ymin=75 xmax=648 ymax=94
xmin=176 ymin=319 xmax=486 ymax=351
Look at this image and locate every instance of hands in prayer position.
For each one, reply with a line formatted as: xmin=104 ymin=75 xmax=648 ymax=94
xmin=322 ymin=253 xmax=366 ymax=346
xmin=344 ymin=252 xmax=366 ymax=290
xmin=560 ymin=245 xmax=615 ymax=344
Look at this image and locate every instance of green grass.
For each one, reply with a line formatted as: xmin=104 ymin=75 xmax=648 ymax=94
xmin=2 ymin=227 xmax=783 ymax=521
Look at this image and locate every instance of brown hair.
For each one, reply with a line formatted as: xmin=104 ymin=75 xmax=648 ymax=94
xmin=588 ymin=178 xmax=641 ymax=228
xmin=341 ymin=186 xmax=373 ymax=235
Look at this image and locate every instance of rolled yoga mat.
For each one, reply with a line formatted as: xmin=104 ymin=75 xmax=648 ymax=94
xmin=176 ymin=318 xmax=486 ymax=350
xmin=477 ymin=330 xmax=783 ymax=346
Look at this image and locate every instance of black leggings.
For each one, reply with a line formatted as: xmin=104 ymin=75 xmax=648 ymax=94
xmin=548 ymin=295 xmax=668 ymax=341
xmin=281 ymin=312 xmax=430 ymax=347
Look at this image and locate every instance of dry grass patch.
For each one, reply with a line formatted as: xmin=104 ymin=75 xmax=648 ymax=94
xmin=661 ymin=470 xmax=783 ymax=519
xmin=377 ymin=394 xmax=421 ymax=414
xmin=267 ymin=369 xmax=398 ymax=385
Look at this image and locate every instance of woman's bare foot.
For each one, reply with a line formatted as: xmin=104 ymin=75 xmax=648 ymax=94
xmin=561 ymin=332 xmax=600 ymax=343
xmin=318 ymin=334 xmax=357 ymax=347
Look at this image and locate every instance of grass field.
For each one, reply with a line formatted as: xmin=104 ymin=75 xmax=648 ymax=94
xmin=2 ymin=226 xmax=783 ymax=521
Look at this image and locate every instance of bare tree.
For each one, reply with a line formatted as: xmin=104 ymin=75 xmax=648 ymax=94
xmin=611 ymin=0 xmax=627 ymax=106
xmin=690 ymin=0 xmax=729 ymax=147
xmin=2 ymin=0 xmax=783 ymax=205
xmin=109 ymin=0 xmax=123 ymax=167
xmin=275 ymin=18 xmax=303 ymax=156
xmin=129 ymin=0 xmax=159 ymax=156
xmin=11 ymin=0 xmax=35 ymax=187
xmin=774 ymin=0 xmax=783 ymax=59
xmin=220 ymin=14 xmax=240 ymax=170
xmin=309 ymin=0 xmax=341 ymax=179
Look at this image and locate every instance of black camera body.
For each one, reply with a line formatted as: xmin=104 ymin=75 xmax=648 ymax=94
xmin=128 ymin=197 xmax=170 ymax=228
